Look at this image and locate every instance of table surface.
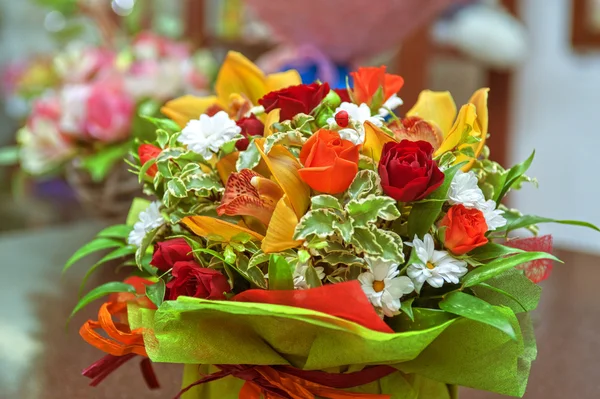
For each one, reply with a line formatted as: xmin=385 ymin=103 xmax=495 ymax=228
xmin=0 ymin=222 xmax=598 ymax=398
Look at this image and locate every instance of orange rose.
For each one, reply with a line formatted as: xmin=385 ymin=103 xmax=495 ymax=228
xmin=440 ymin=204 xmax=488 ymax=255
xmin=298 ymin=129 xmax=360 ymax=194
xmin=350 ymin=66 xmax=404 ymax=106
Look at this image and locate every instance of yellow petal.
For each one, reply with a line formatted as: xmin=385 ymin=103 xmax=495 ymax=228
xmin=362 ymin=121 xmax=397 ymax=162
xmin=463 ymin=88 xmax=490 ymax=171
xmin=407 ymin=90 xmax=457 ymax=136
xmin=435 ymin=103 xmax=477 ymax=156
xmin=262 ymin=196 xmax=303 ymax=253
xmin=263 ymin=109 xmax=280 ymax=137
xmin=215 ymin=51 xmax=268 ymax=106
xmin=160 ymin=95 xmax=218 ymax=128
xmin=254 ymin=139 xmax=310 ymax=219
xmin=215 ymin=152 xmax=239 ymax=185
xmin=183 ymin=216 xmax=264 ymax=242
xmin=265 ymin=70 xmax=301 ymax=92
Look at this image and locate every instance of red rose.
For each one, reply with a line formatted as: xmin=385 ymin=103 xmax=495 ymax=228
xmin=151 ymin=238 xmax=194 ymax=271
xmin=166 ymin=261 xmax=231 ymax=300
xmin=138 ymin=144 xmax=161 ymax=177
xmin=258 ymin=82 xmax=330 ymax=121
xmin=235 ymin=114 xmax=264 ymax=150
xmin=378 ymin=140 xmax=444 ymax=202
xmin=440 ymin=204 xmax=488 ymax=255
xmin=334 ymin=88 xmax=352 ymax=103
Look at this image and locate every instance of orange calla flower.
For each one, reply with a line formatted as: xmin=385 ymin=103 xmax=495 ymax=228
xmin=350 ymin=66 xmax=404 ymax=106
xmin=298 ymin=130 xmax=360 ymax=194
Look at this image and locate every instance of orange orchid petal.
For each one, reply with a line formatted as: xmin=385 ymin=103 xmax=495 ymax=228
xmin=216 ymin=152 xmax=239 ymax=185
xmin=362 ymin=121 xmax=397 ymax=162
xmin=254 ymin=139 xmax=310 ymax=219
xmin=263 ymin=109 xmax=280 ymax=137
xmin=407 ymin=90 xmax=457 ymax=136
xmin=183 ymin=215 xmax=264 ymax=242
xmin=160 ymin=95 xmax=218 ymax=128
xmin=215 ymin=52 xmax=268 ymax=106
xmin=265 ymin=70 xmax=302 ymax=92
xmin=262 ymin=196 xmax=303 ymax=253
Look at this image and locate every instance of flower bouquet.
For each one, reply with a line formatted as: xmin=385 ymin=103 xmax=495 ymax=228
xmin=65 ymin=51 xmax=598 ymax=398
xmin=5 ymin=33 xmax=215 ymax=218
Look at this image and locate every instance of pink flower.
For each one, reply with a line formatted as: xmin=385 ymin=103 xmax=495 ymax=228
xmin=54 ymin=45 xmax=116 ymax=84
xmin=85 ymin=80 xmax=135 ymax=142
xmin=132 ymin=32 xmax=190 ymax=60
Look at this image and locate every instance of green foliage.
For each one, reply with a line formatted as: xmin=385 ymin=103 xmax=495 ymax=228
xmin=236 ymin=139 xmax=261 ymax=171
xmin=126 ymin=198 xmax=151 ymax=226
xmin=268 ymin=255 xmax=294 ymax=290
xmin=497 ymin=213 xmax=600 ymax=233
xmin=70 ymin=282 xmax=136 ymax=320
xmin=264 ymin=131 xmax=305 ymax=154
xmin=0 ymin=146 xmax=19 ymax=166
xmin=347 ymin=170 xmax=383 ymax=200
xmin=146 ymin=280 xmax=166 ymax=307
xmin=141 ymin=116 xmax=181 ymax=133
xmin=80 ymin=142 xmax=131 ymax=182
xmin=294 ymin=209 xmax=338 ymax=239
xmin=63 ymin=238 xmax=122 ymax=273
xmin=494 ymin=151 xmax=535 ymax=204
xmin=78 ymin=246 xmax=136 ymax=296
xmin=439 ymin=292 xmax=516 ymax=340
xmin=468 ymin=242 xmax=524 ymax=261
xmin=97 ymin=224 xmax=132 ymax=239
xmin=400 ymin=297 xmax=416 ymax=321
xmin=346 ymin=195 xmax=400 ymax=226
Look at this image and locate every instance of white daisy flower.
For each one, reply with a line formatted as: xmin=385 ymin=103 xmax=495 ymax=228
xmin=480 ymin=199 xmax=507 ymax=231
xmin=407 ymin=234 xmax=468 ymax=293
xmin=448 ymin=170 xmax=486 ymax=209
xmin=378 ymin=94 xmax=403 ymax=117
xmin=293 ymin=263 xmax=325 ymax=290
xmin=327 ymin=102 xmax=384 ymax=144
xmin=178 ymin=111 xmax=241 ymax=160
xmin=127 ymin=201 xmax=164 ymax=247
xmin=358 ymin=257 xmax=414 ymax=317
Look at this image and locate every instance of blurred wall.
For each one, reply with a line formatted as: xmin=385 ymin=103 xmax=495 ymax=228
xmin=510 ymin=0 xmax=600 ymax=254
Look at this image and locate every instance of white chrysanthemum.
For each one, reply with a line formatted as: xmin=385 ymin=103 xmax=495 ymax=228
xmin=480 ymin=199 xmax=507 ymax=231
xmin=358 ymin=257 xmax=414 ymax=317
xmin=378 ymin=94 xmax=404 ymax=117
xmin=327 ymin=102 xmax=384 ymax=144
xmin=407 ymin=234 xmax=468 ymax=293
xmin=293 ymin=263 xmax=325 ymax=290
xmin=127 ymin=201 xmax=164 ymax=247
xmin=448 ymin=170 xmax=486 ymax=208
xmin=178 ymin=111 xmax=241 ymax=160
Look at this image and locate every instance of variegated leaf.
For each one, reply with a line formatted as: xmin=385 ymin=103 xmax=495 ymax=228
xmin=293 ymin=209 xmax=338 ymax=240
xmin=346 ymin=195 xmax=400 ymax=226
xmin=311 ymin=195 xmax=343 ymax=211
xmin=347 ymin=170 xmax=383 ymax=200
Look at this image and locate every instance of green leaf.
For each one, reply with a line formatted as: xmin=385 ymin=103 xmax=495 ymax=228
xmin=248 ymin=251 xmax=270 ymax=269
xmin=167 ymin=177 xmax=188 ymax=198
xmin=268 ymin=255 xmax=294 ymax=290
xmin=224 ymin=245 xmax=237 ymax=264
xmin=146 ymin=280 xmax=166 ymax=307
xmin=351 ymin=227 xmax=383 ymax=255
xmin=468 ymin=242 xmax=524 ymax=261
xmin=439 ymin=292 xmax=516 ymax=340
xmin=142 ymin=115 xmax=181 ymax=132
xmin=471 ymin=268 xmax=541 ymax=313
xmin=70 ymin=282 xmax=136 ymax=320
xmin=370 ymin=228 xmax=404 ymax=263
xmin=358 ymin=155 xmax=377 ymax=171
xmin=80 ymin=143 xmax=131 ymax=182
xmin=304 ymin=264 xmax=323 ymax=288
xmin=0 ymin=146 xmax=19 ymax=166
xmin=138 ymin=157 xmax=156 ymax=182
xmin=78 ymin=245 xmax=136 ymax=296
xmin=156 ymin=129 xmax=170 ymax=149
xmin=347 ymin=170 xmax=382 ymax=200
xmin=185 ymin=173 xmax=223 ymax=195
xmin=297 ymin=249 xmax=311 ymax=264
xmin=126 ymin=198 xmax=151 ymax=226
xmin=320 ymin=252 xmax=364 ymax=266
xmin=236 ymin=140 xmax=262 ymax=171
xmin=407 ymin=162 xmax=466 ymax=239
xmin=498 ymin=213 xmax=600 ymax=233
xmin=97 ymin=224 xmax=132 ymax=240
xmin=237 ymin=253 xmax=267 ymax=289
xmin=475 ymin=283 xmax=528 ymax=312
xmin=63 ymin=238 xmax=122 ymax=273
xmin=157 ymin=148 xmax=186 ymax=162
xmin=463 ymin=252 xmax=560 ymax=287
xmin=494 ymin=151 xmax=535 ymax=204
xmin=264 ymin=131 xmax=305 ymax=154
xmin=346 ymin=195 xmax=400 ymax=226
xmin=135 ymin=227 xmax=161 ymax=272
xmin=400 ymin=297 xmax=415 ymax=321
xmin=293 ymin=209 xmax=338 ymax=240
xmin=332 ymin=217 xmax=354 ymax=242
xmin=311 ymin=195 xmax=343 ymax=211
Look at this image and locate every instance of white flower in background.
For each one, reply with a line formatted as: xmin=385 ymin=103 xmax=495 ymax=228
xmin=327 ymin=102 xmax=384 ymax=144
xmin=293 ymin=263 xmax=325 ymax=290
xmin=178 ymin=111 xmax=241 ymax=160
xmin=378 ymin=94 xmax=404 ymax=117
xmin=480 ymin=199 xmax=507 ymax=231
xmin=448 ymin=170 xmax=486 ymax=208
xmin=17 ymin=124 xmax=74 ymax=175
xmin=407 ymin=234 xmax=468 ymax=293
xmin=358 ymin=257 xmax=414 ymax=317
xmin=127 ymin=201 xmax=164 ymax=247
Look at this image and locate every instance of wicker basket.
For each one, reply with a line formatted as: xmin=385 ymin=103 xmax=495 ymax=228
xmin=65 ymin=159 xmax=143 ymax=221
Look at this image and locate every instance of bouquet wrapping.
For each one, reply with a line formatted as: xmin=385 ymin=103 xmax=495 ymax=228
xmin=65 ymin=51 xmax=597 ymax=398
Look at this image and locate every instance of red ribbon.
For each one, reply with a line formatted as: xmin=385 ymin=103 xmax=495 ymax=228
xmin=83 ymin=354 xmax=160 ymax=390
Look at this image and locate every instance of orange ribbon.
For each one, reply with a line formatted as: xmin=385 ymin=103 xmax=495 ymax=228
xmin=79 ymin=301 xmax=147 ymax=357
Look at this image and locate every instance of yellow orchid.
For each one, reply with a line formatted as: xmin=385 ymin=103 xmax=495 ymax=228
xmin=407 ymin=88 xmax=489 ymax=171
xmin=182 ymin=139 xmax=310 ymax=254
xmin=161 ymin=52 xmax=301 ymax=128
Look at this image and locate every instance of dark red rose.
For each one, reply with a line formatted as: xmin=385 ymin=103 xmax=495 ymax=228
xmin=334 ymin=88 xmax=352 ymax=103
xmin=235 ymin=114 xmax=265 ymax=150
xmin=258 ymin=82 xmax=330 ymax=121
xmin=378 ymin=140 xmax=444 ymax=202
xmin=151 ymin=238 xmax=194 ymax=271
xmin=138 ymin=144 xmax=161 ymax=177
xmin=166 ymin=261 xmax=230 ymax=300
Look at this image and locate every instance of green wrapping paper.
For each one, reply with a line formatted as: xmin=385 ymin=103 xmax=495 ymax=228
xmin=129 ymin=288 xmax=537 ymax=398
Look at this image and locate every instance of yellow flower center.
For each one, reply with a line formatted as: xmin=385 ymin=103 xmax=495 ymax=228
xmin=373 ymin=280 xmax=385 ymax=293
xmin=426 ymin=262 xmax=435 ymax=270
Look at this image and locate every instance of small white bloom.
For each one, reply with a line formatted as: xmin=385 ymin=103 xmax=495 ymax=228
xmin=480 ymin=199 xmax=507 ymax=231
xmin=127 ymin=201 xmax=164 ymax=247
xmin=293 ymin=263 xmax=325 ymax=290
xmin=178 ymin=111 xmax=241 ymax=160
xmin=327 ymin=102 xmax=384 ymax=144
xmin=358 ymin=257 xmax=414 ymax=317
xmin=378 ymin=94 xmax=403 ymax=117
xmin=448 ymin=170 xmax=486 ymax=208
xmin=407 ymin=234 xmax=467 ymax=293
